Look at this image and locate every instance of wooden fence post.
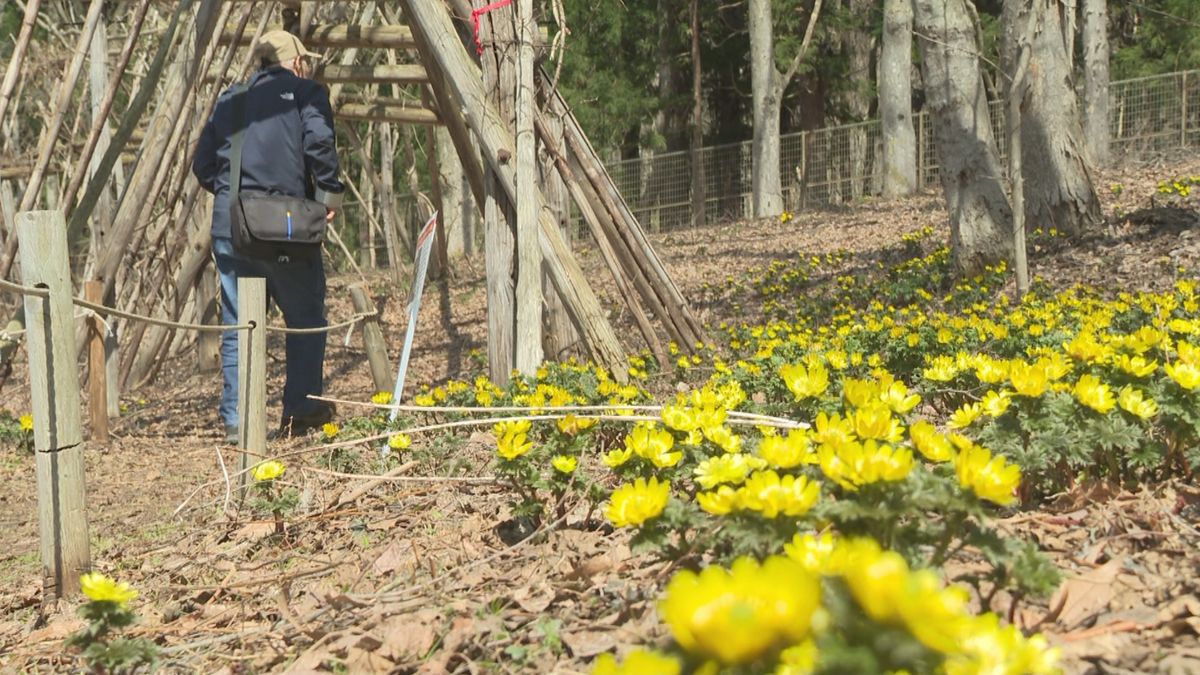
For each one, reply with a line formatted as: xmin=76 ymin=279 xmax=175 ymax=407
xmin=84 ymin=280 xmax=109 ymax=443
xmin=1181 ymin=72 xmax=1189 ymax=148
xmin=348 ymin=283 xmax=392 ymax=394
xmin=17 ymin=210 xmax=89 ymax=600
xmin=236 ymin=277 xmax=266 ymax=496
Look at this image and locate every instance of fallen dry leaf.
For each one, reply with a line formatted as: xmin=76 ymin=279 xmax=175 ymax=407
xmin=1047 ymin=556 xmax=1126 ymax=630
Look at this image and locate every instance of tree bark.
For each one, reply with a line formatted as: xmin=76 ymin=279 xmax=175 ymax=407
xmin=842 ymin=0 xmax=875 ymax=201
xmin=1003 ymin=0 xmax=1101 ymax=236
xmin=749 ymin=0 xmax=783 ymax=217
xmin=690 ymin=0 xmax=705 ymax=229
xmin=914 ymin=0 xmax=1013 ymax=274
xmin=880 ymin=0 xmax=917 ymax=196
xmin=1081 ymin=0 xmax=1110 ymax=166
xmin=514 ymin=0 xmax=543 ymax=374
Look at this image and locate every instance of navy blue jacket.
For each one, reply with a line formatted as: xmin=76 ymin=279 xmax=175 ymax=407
xmin=192 ymin=66 xmax=345 ymax=239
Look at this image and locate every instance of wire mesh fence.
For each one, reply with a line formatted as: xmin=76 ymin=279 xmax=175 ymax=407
xmin=599 ymin=70 xmax=1200 ymax=232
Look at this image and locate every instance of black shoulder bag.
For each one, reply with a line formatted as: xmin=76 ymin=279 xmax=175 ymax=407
xmin=229 ymin=84 xmax=327 ymax=261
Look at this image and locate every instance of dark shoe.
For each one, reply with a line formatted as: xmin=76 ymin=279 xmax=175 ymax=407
xmin=280 ymin=401 xmax=336 ymax=436
xmin=224 ymin=424 xmax=239 ymax=445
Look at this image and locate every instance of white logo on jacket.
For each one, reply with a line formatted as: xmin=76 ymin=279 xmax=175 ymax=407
xmin=280 ymin=92 xmax=294 ymax=101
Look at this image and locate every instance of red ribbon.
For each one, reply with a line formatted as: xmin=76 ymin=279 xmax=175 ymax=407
xmin=471 ymin=0 xmax=514 ymax=55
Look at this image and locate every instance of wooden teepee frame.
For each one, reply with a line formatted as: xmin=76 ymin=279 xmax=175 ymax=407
xmin=0 ymin=0 xmax=706 ymax=392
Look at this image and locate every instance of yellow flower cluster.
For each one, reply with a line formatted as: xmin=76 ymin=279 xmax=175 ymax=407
xmin=493 ymin=419 xmax=533 ymax=461
xmin=784 ymin=535 xmax=1060 ymax=674
xmin=660 ymin=556 xmax=820 ymax=664
xmin=605 ymin=476 xmax=670 ymax=528
xmin=696 ymin=470 xmax=820 ymax=518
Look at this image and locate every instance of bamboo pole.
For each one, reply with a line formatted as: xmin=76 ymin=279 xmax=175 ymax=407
xmin=17 ymin=0 xmax=106 ymax=214
xmin=0 ymin=0 xmax=41 ymax=134
xmin=18 ymin=210 xmax=89 ymax=601
xmin=401 ymin=0 xmax=626 ymax=376
xmin=61 ymin=0 xmax=153 ymax=214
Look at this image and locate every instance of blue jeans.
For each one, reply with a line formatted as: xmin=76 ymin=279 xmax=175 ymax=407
xmin=214 ymin=237 xmax=327 ymax=427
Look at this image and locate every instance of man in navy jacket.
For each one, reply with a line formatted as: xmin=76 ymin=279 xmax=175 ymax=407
xmin=193 ymin=30 xmax=345 ymax=442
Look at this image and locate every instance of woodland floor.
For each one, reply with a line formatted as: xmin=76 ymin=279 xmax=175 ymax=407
xmin=3 ymin=156 xmax=1200 ymax=673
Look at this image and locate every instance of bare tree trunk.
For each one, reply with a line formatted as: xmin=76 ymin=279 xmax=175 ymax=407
xmin=1003 ymin=0 xmax=1101 ymax=236
xmin=436 ymin=126 xmax=468 ymax=257
xmin=1061 ymin=0 xmax=1077 ymax=66
xmin=842 ymin=0 xmax=875 ymax=201
xmin=690 ymin=0 xmax=705 ymax=229
xmin=881 ymin=0 xmax=917 ymax=196
xmin=749 ymin=0 xmax=783 ymax=217
xmin=1081 ymin=0 xmax=1110 ymax=166
xmin=914 ymin=0 xmax=1013 ymax=274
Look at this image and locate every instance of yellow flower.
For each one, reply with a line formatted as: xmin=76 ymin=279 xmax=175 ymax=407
xmin=625 ymin=423 xmax=681 ymax=468
xmin=660 ymin=556 xmax=820 ymax=664
xmin=842 ymin=378 xmax=878 ymax=409
xmin=812 ymin=412 xmax=856 ymax=448
xmin=780 ymin=363 xmax=830 ymax=400
xmin=819 ymin=440 xmax=915 ymax=490
xmin=592 ymin=649 xmax=682 ymax=675
xmin=703 ymin=425 xmax=743 ymax=453
xmin=909 ymin=420 xmax=953 ymax=462
xmin=252 ymin=460 xmax=286 ymax=482
xmin=944 ymin=614 xmax=1061 ymax=675
xmin=80 ymin=572 xmax=138 ymax=607
xmin=880 ymin=380 xmax=921 ymax=414
xmin=1112 ymin=354 xmax=1158 ymax=378
xmin=494 ymin=420 xmax=535 ymax=461
xmin=1073 ymin=374 xmax=1115 ymax=414
xmin=974 ymin=357 xmax=1009 ymax=384
xmin=784 ymin=532 xmax=845 ymax=575
xmin=757 ymin=430 xmax=816 ymax=469
xmin=693 ymin=453 xmax=760 ymax=489
xmin=1064 ymin=332 xmax=1110 ymax=363
xmin=660 ymin=405 xmax=696 ymax=432
xmin=371 ymin=391 xmax=393 ymax=405
xmin=980 ymin=390 xmax=1012 ymax=417
xmin=922 ymin=355 xmax=959 ymax=382
xmin=18 ymin=414 xmax=32 ymax=431
xmin=1165 ymin=361 xmax=1200 ymax=390
xmin=605 ymin=476 xmax=670 ymax=528
xmin=1117 ymin=386 xmax=1159 ymax=420
xmin=322 ymin=422 xmax=339 ymax=439
xmin=551 ymin=455 xmax=577 ymax=474
xmin=556 ymin=414 xmax=597 ymax=435
xmin=1008 ymin=361 xmax=1049 ymax=398
xmin=955 ymin=445 xmax=1021 ymax=506
xmin=737 ymin=470 xmax=820 ymax=518
xmin=388 ymin=433 xmax=412 ymax=450
xmin=696 ymin=485 xmax=740 ymax=515
xmin=775 ymin=641 xmax=819 ymax=675
xmin=601 ymin=445 xmax=633 ymax=468
xmin=851 ymin=406 xmax=905 ymax=442
xmin=414 ymin=393 xmax=436 ymax=407
xmin=948 ymin=402 xmax=983 ymax=429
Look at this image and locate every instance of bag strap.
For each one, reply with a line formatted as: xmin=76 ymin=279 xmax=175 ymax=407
xmin=228 ymin=82 xmax=250 ymax=203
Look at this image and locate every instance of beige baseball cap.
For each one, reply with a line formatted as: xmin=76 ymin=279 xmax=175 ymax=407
xmin=255 ymin=30 xmax=321 ymax=64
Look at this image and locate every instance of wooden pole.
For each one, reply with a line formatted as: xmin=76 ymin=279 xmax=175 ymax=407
xmin=401 ymin=0 xmax=626 ymax=376
xmin=349 ymin=284 xmax=392 ymax=393
xmin=237 ymin=277 xmax=267 ymax=496
xmin=514 ymin=0 xmax=543 ymax=375
xmin=17 ymin=0 xmax=105 ymax=214
xmin=17 ymin=210 xmax=89 ymax=600
xmin=84 ymin=281 xmax=109 ymax=443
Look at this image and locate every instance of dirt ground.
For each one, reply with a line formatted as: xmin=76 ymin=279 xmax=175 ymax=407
xmin=2 ymin=155 xmax=1200 ymax=673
